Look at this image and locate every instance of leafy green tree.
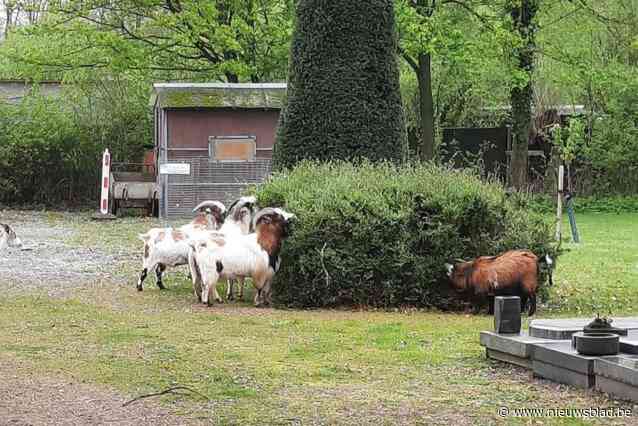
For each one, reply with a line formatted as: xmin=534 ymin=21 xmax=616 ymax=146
xmin=536 ymin=0 xmax=638 ymax=194
xmin=273 ymin=0 xmax=406 ymax=169
xmin=0 ymin=0 xmax=294 ymax=82
xmin=395 ymin=0 xmax=507 ymax=161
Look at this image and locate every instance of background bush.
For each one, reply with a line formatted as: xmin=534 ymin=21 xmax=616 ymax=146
xmin=0 ymin=78 xmax=150 ymax=206
xmin=255 ymin=161 xmax=557 ymax=309
xmin=0 ymin=94 xmax=96 ymax=204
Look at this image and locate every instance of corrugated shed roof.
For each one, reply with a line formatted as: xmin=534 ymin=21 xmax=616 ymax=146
xmin=152 ymin=82 xmax=287 ymax=109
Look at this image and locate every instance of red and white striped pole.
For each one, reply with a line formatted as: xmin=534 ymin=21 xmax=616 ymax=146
xmin=100 ymin=149 xmax=111 ymax=214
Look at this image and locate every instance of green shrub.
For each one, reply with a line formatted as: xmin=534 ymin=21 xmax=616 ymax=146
xmin=0 ymin=79 xmax=150 ymax=206
xmin=255 ymin=161 xmax=557 ymax=309
xmin=273 ymin=0 xmax=406 ymax=170
xmin=0 ymin=95 xmax=98 ymax=204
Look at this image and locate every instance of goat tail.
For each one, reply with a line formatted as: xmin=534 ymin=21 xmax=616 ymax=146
xmin=538 ymin=254 xmax=554 ymax=287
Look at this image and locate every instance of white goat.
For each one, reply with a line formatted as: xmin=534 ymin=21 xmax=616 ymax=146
xmin=189 ymin=208 xmax=295 ymax=307
xmin=137 ymin=200 xmax=226 ymax=291
xmin=218 ymin=196 xmax=258 ymax=300
xmin=0 ymin=223 xmax=22 ymax=250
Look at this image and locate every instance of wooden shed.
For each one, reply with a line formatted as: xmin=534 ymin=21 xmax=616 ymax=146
xmin=152 ymin=82 xmax=286 ymax=218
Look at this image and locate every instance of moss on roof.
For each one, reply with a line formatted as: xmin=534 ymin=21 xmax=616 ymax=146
xmin=153 ymin=83 xmax=287 ymax=109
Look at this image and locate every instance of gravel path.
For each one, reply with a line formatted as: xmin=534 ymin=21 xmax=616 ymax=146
xmin=0 ymin=210 xmax=131 ymax=296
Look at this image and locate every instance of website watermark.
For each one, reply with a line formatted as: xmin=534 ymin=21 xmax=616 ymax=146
xmin=498 ymin=406 xmax=633 ymax=418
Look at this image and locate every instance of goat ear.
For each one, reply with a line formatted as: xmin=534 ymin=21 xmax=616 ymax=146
xmin=1 ymin=224 xmax=10 ymax=233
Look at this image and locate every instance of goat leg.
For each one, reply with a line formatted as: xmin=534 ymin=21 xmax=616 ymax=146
xmin=226 ymin=278 xmax=235 ymax=301
xmin=528 ymin=294 xmax=536 ymax=316
xmin=254 ymin=288 xmax=262 ymax=307
xmin=204 ymin=284 xmax=223 ymax=306
xmin=155 ymin=264 xmax=166 ymax=290
xmin=238 ymin=277 xmax=245 ymax=301
xmin=519 ymin=294 xmax=528 ymax=314
xmin=137 ymin=268 xmax=148 ymax=291
xmin=188 ymin=251 xmax=202 ymax=302
xmin=259 ymin=279 xmax=273 ymax=306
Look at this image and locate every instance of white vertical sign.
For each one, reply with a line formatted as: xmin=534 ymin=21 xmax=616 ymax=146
xmin=100 ymin=149 xmax=111 ymax=214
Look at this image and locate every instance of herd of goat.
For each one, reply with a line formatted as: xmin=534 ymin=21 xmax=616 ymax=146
xmin=1 ymin=199 xmax=554 ymax=314
xmin=137 ymin=197 xmax=295 ymax=307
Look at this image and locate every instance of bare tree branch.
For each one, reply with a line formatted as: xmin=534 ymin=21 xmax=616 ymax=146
xmin=123 ymin=385 xmax=208 ymax=407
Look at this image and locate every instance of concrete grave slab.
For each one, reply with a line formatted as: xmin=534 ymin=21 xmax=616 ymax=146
xmin=594 ymin=356 xmax=638 ymax=388
xmin=480 ymin=318 xmax=638 ymax=400
xmin=532 ymin=341 xmax=601 ymax=375
xmin=529 ymin=317 xmax=638 ymax=340
xmin=595 ymin=376 xmax=638 ymax=403
xmin=480 ymin=330 xmax=562 ymax=359
xmin=620 ymin=331 xmax=638 ymax=355
xmin=486 ymin=348 xmax=532 ymax=369
xmin=533 ymin=359 xmax=595 ymax=389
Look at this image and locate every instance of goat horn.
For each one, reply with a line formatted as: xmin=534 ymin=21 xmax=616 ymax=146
xmin=192 ymin=200 xmax=226 ymax=214
xmin=253 ymin=207 xmax=294 ymax=227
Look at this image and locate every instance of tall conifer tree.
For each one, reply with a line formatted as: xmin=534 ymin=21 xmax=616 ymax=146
xmin=273 ymin=0 xmax=406 ymax=169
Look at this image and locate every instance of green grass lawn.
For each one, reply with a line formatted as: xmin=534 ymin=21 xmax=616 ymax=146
xmin=1 ymin=212 xmax=636 ymax=425
xmin=547 ymin=213 xmax=638 ymax=315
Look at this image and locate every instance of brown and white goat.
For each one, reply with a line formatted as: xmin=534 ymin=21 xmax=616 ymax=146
xmin=445 ymin=249 xmax=553 ymax=316
xmin=0 ymin=223 xmax=22 ymax=250
xmin=188 ymin=207 xmax=295 ymax=307
xmin=137 ymin=200 xmax=226 ymax=291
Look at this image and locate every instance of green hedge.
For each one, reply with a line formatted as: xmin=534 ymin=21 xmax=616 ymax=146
xmin=255 ymin=161 xmax=557 ymax=309
xmin=273 ymin=0 xmax=406 ymax=170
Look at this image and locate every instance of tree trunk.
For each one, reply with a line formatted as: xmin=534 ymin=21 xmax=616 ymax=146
xmin=418 ymin=53 xmax=435 ymax=161
xmin=510 ymin=84 xmax=532 ymax=189
xmin=508 ymin=0 xmax=538 ymax=190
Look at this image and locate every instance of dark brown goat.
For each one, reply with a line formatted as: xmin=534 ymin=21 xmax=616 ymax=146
xmin=445 ymin=250 xmax=553 ymax=316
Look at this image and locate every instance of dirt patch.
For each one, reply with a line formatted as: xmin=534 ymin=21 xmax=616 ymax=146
xmin=0 ymin=359 xmax=209 ymax=426
xmin=0 ymin=210 xmax=131 ymax=296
